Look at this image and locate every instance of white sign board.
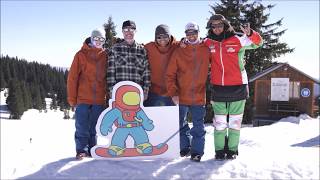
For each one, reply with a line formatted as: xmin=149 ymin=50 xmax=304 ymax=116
xmin=271 ymin=78 xmax=289 ymax=101
xmin=91 ymin=81 xmax=180 ymax=159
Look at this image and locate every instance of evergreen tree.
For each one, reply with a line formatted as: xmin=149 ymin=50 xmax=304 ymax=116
xmin=31 ymin=84 xmax=44 ymax=110
xmin=20 ymin=82 xmax=32 ymax=110
xmin=103 ymin=16 xmax=117 ymax=50
xmin=209 ymin=0 xmax=243 ymax=29
xmin=207 ymin=0 xmax=294 ymax=123
xmin=2 ymin=57 xmax=12 ymax=83
xmin=6 ymin=79 xmax=24 ymax=119
xmin=50 ymin=94 xmax=58 ymax=110
xmin=1 ymin=55 xmax=69 ymax=115
xmin=0 ymin=58 xmax=7 ymax=89
xmin=39 ymin=84 xmax=47 ymax=110
xmin=0 ymin=70 xmax=7 ymax=89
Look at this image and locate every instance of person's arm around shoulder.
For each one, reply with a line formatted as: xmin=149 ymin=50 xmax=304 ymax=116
xmin=141 ymin=46 xmax=151 ymax=100
xmin=106 ymin=46 xmax=117 ymax=97
xmin=166 ymin=50 xmax=179 ymax=105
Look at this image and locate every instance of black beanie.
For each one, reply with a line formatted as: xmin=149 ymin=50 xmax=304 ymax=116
xmin=122 ymin=20 xmax=136 ymax=29
xmin=155 ymin=24 xmax=171 ymax=40
xmin=206 ymin=14 xmax=228 ymax=29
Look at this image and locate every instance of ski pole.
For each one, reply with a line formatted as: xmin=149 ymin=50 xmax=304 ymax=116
xmin=156 ymin=126 xmax=183 ymax=149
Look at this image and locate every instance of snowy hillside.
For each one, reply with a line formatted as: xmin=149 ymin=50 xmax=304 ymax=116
xmin=1 ymin=90 xmax=319 ymax=179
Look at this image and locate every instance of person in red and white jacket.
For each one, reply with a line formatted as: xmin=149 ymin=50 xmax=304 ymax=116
xmin=204 ymin=14 xmax=263 ymax=160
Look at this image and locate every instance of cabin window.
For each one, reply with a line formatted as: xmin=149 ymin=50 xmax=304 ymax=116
xmin=289 ymin=81 xmax=300 ymax=98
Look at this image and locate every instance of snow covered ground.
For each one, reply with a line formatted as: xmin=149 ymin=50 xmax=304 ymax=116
xmin=1 ymin=90 xmax=319 ymax=179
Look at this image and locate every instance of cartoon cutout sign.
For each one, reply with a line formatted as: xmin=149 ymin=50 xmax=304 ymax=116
xmin=91 ymin=81 xmax=179 ymax=158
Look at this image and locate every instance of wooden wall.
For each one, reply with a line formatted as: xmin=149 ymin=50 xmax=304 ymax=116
xmin=252 ymin=65 xmax=317 ymax=118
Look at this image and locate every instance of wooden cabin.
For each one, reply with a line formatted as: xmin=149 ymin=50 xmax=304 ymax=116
xmin=249 ymin=63 xmax=319 ymax=124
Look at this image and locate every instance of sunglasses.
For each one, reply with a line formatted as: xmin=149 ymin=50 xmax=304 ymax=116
xmin=185 ymin=31 xmax=198 ymax=36
xmin=211 ymin=23 xmax=224 ymax=29
xmin=93 ymin=36 xmax=106 ymax=42
xmin=123 ymin=28 xmax=136 ymax=33
xmin=156 ymin=35 xmax=170 ymax=40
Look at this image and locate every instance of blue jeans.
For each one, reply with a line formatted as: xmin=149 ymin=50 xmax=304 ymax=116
xmin=144 ymin=92 xmax=175 ymax=107
xmin=179 ymin=105 xmax=206 ymax=156
xmin=75 ymin=104 xmax=104 ymax=154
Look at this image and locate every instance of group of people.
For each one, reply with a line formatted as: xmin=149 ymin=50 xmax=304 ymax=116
xmin=67 ymin=14 xmax=263 ymax=162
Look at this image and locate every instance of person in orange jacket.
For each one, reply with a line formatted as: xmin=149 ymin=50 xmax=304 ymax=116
xmin=144 ymin=24 xmax=179 ymax=106
xmin=166 ymin=22 xmax=211 ymax=162
xmin=67 ymin=28 xmax=107 ymax=160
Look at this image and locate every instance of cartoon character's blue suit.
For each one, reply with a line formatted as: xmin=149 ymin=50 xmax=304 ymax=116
xmin=100 ymin=85 xmax=154 ymax=156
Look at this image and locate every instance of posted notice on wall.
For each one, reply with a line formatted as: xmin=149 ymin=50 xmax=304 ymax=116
xmin=271 ymin=78 xmax=289 ymax=101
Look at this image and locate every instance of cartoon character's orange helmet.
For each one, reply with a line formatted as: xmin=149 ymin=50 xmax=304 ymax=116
xmin=113 ymin=85 xmax=142 ymax=122
xmin=115 ymin=85 xmax=141 ymax=108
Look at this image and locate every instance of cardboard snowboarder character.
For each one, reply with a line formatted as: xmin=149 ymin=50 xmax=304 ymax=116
xmin=94 ymin=81 xmax=169 ymax=158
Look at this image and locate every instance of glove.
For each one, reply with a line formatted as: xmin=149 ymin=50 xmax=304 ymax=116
xmin=143 ymin=120 xmax=154 ymax=131
xmin=101 ymin=127 xmax=113 ymax=136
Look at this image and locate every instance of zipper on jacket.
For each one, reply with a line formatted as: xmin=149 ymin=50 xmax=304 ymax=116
xmin=219 ymin=42 xmax=225 ymax=86
xmin=192 ymin=47 xmax=196 ymax=105
xmin=93 ymin=60 xmax=98 ymax=104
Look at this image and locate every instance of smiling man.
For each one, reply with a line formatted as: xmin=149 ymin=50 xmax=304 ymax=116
xmin=106 ymin=20 xmax=150 ymax=101
xmin=144 ymin=24 xmax=179 ymax=107
xmin=166 ymin=22 xmax=211 ymax=162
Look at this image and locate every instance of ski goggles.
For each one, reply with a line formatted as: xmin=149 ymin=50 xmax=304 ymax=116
xmin=185 ymin=30 xmax=198 ymax=36
xmin=122 ymin=28 xmax=136 ymax=33
xmin=156 ymin=34 xmax=170 ymax=40
xmin=210 ymin=23 xmax=224 ymax=29
xmin=93 ymin=36 xmax=106 ymax=42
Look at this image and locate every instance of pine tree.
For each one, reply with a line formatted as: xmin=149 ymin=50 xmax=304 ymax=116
xmin=31 ymin=84 xmax=43 ymax=111
xmin=53 ymin=69 xmax=66 ymax=110
xmin=208 ymin=0 xmax=243 ymax=29
xmin=0 ymin=55 xmax=71 ymax=116
xmin=2 ymin=57 xmax=12 ymax=84
xmin=20 ymin=82 xmax=32 ymax=110
xmin=50 ymin=94 xmax=58 ymax=110
xmin=103 ymin=16 xmax=117 ymax=50
xmin=0 ymin=70 xmax=7 ymax=89
xmin=0 ymin=58 xmax=7 ymax=89
xmin=6 ymin=79 xmax=24 ymax=119
xmin=207 ymin=0 xmax=294 ymax=123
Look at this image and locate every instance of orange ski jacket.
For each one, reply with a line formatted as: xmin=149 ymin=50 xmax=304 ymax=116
xmin=67 ymin=38 xmax=107 ymax=106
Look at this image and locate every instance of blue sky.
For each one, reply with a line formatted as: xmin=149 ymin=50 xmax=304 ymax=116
xmin=1 ymin=1 xmax=319 ymax=79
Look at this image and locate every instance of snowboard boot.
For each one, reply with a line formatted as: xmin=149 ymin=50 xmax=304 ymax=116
xmin=136 ymin=143 xmax=152 ymax=154
xmin=214 ymin=129 xmax=227 ymax=151
xmin=108 ymin=145 xmax=125 ymax=156
xmin=227 ymin=129 xmax=240 ymax=159
xmin=190 ymin=154 xmax=202 ymax=162
xmin=226 ymin=150 xmax=238 ymax=160
xmin=76 ymin=152 xmax=88 ymax=160
xmin=180 ymin=147 xmax=191 ymax=157
xmin=224 ymin=136 xmax=229 ymax=152
xmin=214 ymin=150 xmax=226 ymax=160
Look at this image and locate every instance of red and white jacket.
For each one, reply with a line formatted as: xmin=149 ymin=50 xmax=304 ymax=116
xmin=204 ymin=30 xmax=262 ymax=86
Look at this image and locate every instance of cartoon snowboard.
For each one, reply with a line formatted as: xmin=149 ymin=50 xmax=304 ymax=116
xmin=95 ymin=144 xmax=168 ymax=158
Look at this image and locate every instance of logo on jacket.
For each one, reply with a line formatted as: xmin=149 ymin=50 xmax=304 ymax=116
xmin=209 ymin=45 xmax=215 ymax=53
xmin=227 ymin=47 xmax=235 ymax=53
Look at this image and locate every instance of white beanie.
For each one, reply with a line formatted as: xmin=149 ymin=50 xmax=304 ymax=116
xmin=91 ymin=29 xmax=105 ymax=38
xmin=185 ymin=22 xmax=199 ymax=33
xmin=90 ymin=28 xmax=105 ymax=48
